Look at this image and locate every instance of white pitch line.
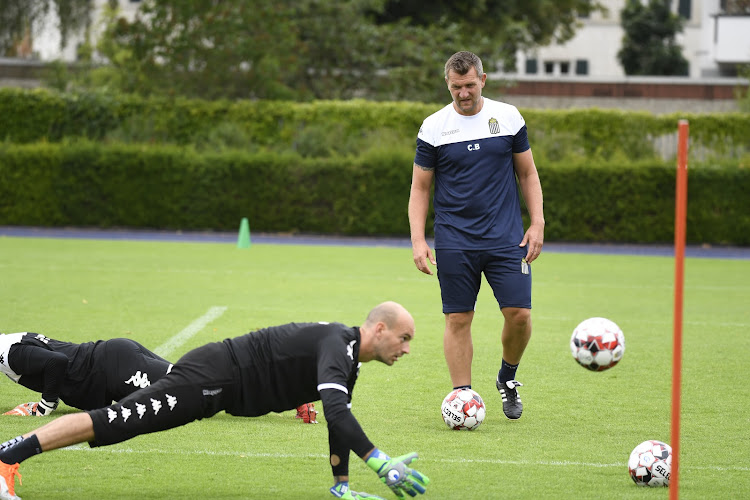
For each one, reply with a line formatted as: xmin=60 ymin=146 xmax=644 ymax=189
xmin=154 ymin=306 xmax=227 ymax=359
xmin=60 ymin=447 xmax=750 ymax=472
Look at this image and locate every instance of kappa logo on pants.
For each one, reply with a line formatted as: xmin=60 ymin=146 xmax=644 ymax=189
xmin=121 ymin=406 xmax=132 ymax=422
xmin=151 ymin=398 xmax=162 ymax=415
xmin=135 ymin=402 xmax=147 ymax=419
xmin=125 ymin=370 xmax=152 ymax=388
xmin=106 ymin=394 xmax=178 ymax=424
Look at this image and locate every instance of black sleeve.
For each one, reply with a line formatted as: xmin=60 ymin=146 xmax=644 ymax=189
xmin=321 ymin=387 xmax=374 ymax=477
xmin=8 ymin=344 xmax=68 ymax=403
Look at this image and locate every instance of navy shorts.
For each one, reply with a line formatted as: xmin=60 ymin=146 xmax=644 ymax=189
xmin=436 ymin=247 xmax=532 ymax=313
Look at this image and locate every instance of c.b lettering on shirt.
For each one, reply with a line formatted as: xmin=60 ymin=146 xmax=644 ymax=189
xmin=467 ymin=143 xmax=481 ymax=151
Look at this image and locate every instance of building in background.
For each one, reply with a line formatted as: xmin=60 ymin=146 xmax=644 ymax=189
xmin=0 ymin=0 xmax=141 ymax=88
xmin=513 ymin=0 xmax=749 ymax=79
xmin=25 ymin=0 xmax=141 ymax=62
xmin=493 ymin=0 xmax=749 ymax=112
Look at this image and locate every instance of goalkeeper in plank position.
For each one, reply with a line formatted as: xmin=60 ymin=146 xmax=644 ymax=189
xmin=0 ymin=332 xmax=173 ymax=416
xmin=0 ymin=301 xmax=429 ymax=500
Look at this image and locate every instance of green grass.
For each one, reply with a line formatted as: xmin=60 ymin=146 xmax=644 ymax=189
xmin=1 ymin=236 xmax=748 ymax=499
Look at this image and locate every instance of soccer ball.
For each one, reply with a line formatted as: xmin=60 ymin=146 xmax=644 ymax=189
xmin=628 ymin=440 xmax=672 ymax=487
xmin=570 ymin=317 xmax=625 ymax=371
xmin=441 ymin=388 xmax=486 ymax=431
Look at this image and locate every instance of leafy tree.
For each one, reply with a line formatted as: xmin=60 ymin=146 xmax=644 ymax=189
xmin=289 ymin=0 xmax=389 ymax=100
xmin=0 ymin=0 xmax=91 ymax=56
xmin=53 ymin=0 xmax=604 ymax=102
xmin=89 ymin=1 xmax=302 ymax=100
xmin=375 ymin=0 xmax=606 ymax=72
xmin=617 ymin=0 xmax=689 ymax=76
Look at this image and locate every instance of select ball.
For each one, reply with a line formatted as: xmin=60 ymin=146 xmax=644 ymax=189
xmin=441 ymin=388 xmax=486 ymax=430
xmin=628 ymin=440 xmax=672 ymax=487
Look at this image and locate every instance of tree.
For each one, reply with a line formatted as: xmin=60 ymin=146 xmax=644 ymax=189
xmin=617 ymin=0 xmax=689 ymax=76
xmin=0 ymin=0 xmax=92 ymax=57
xmin=89 ymin=1 xmax=303 ymax=100
xmin=57 ymin=0 xmax=605 ymax=101
xmin=374 ymin=0 xmax=606 ymax=72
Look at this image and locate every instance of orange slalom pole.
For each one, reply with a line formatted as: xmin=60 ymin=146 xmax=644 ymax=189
xmin=671 ymin=119 xmax=689 ymax=500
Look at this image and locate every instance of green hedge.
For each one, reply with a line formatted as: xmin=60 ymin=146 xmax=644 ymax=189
xmin=3 ymin=88 xmax=748 ymax=163
xmin=538 ymin=161 xmax=750 ymax=245
xmin=0 ymin=143 xmax=414 ymax=235
xmin=2 ymin=142 xmax=748 ymax=245
xmin=0 ymin=88 xmax=434 ymax=147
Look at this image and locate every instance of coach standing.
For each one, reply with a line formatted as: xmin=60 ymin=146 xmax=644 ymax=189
xmin=408 ymin=50 xmax=545 ymax=421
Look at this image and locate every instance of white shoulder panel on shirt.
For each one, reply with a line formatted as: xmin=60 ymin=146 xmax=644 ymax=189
xmin=417 ymin=98 xmax=525 ymax=147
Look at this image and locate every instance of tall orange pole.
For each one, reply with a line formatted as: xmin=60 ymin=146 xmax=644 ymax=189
xmin=671 ymin=120 xmax=689 ymax=500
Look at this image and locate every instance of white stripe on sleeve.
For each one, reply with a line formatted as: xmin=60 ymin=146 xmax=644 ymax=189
xmin=317 ymin=383 xmax=349 ymax=394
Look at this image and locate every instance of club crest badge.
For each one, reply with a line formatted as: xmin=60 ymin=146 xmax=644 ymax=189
xmin=488 ymin=117 xmax=500 ymax=134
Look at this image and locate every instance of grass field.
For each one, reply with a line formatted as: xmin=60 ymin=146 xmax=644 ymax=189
xmin=1 ymin=235 xmax=748 ymax=499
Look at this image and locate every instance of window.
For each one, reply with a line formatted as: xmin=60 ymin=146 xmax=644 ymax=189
xmin=575 ymin=59 xmax=589 ymax=75
xmin=678 ymin=0 xmax=691 ymax=19
xmin=560 ymin=61 xmax=570 ymax=75
xmin=525 ymin=58 xmax=538 ymax=74
xmin=544 ymin=61 xmax=554 ymax=74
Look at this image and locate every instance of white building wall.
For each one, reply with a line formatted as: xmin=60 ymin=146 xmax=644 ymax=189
xmin=31 ymin=0 xmax=142 ymax=61
xmin=513 ymin=0 xmax=747 ymax=79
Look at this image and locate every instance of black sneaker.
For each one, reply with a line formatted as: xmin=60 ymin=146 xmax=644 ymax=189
xmin=496 ymin=379 xmax=523 ymax=420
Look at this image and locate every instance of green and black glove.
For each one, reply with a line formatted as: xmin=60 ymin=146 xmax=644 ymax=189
xmin=365 ymin=449 xmax=430 ymax=499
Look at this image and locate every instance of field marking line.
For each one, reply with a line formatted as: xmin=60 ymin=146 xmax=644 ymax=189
xmin=60 ymin=447 xmax=750 ymax=472
xmin=153 ymin=306 xmax=227 ymax=359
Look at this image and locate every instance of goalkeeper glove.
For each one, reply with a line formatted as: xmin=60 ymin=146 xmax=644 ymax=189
xmin=330 ymin=481 xmax=385 ymax=500
xmin=3 ymin=398 xmax=58 ymax=416
xmin=295 ymin=403 xmax=318 ymax=424
xmin=365 ymin=449 xmax=429 ymax=499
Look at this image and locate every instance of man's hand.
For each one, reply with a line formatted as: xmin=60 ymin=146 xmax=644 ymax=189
xmin=518 ymin=221 xmax=545 ymax=264
xmin=365 ymin=449 xmax=429 ymax=499
xmin=3 ymin=399 xmax=57 ymax=416
xmin=411 ymin=240 xmax=436 ymax=275
xmin=294 ymin=403 xmax=318 ymax=424
xmin=330 ymin=481 xmax=385 ymax=500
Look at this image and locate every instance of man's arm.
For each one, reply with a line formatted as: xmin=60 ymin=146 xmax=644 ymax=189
xmin=513 ymin=149 xmax=545 ymax=264
xmin=321 ymin=387 xmax=373 ymax=473
xmin=408 ymin=164 xmax=436 ymax=275
xmin=322 ymin=389 xmax=429 ymax=499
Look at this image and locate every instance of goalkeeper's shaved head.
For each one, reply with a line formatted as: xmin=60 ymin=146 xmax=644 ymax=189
xmin=364 ymin=301 xmax=412 ymax=329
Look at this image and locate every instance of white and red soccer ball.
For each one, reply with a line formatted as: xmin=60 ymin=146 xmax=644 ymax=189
xmin=441 ymin=388 xmax=486 ymax=431
xmin=570 ymin=317 xmax=625 ymax=371
xmin=628 ymin=440 xmax=672 ymax=487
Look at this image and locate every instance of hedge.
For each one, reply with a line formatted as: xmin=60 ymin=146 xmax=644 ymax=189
xmin=2 ymin=88 xmax=748 ymax=164
xmin=2 ymin=142 xmax=748 ymax=245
